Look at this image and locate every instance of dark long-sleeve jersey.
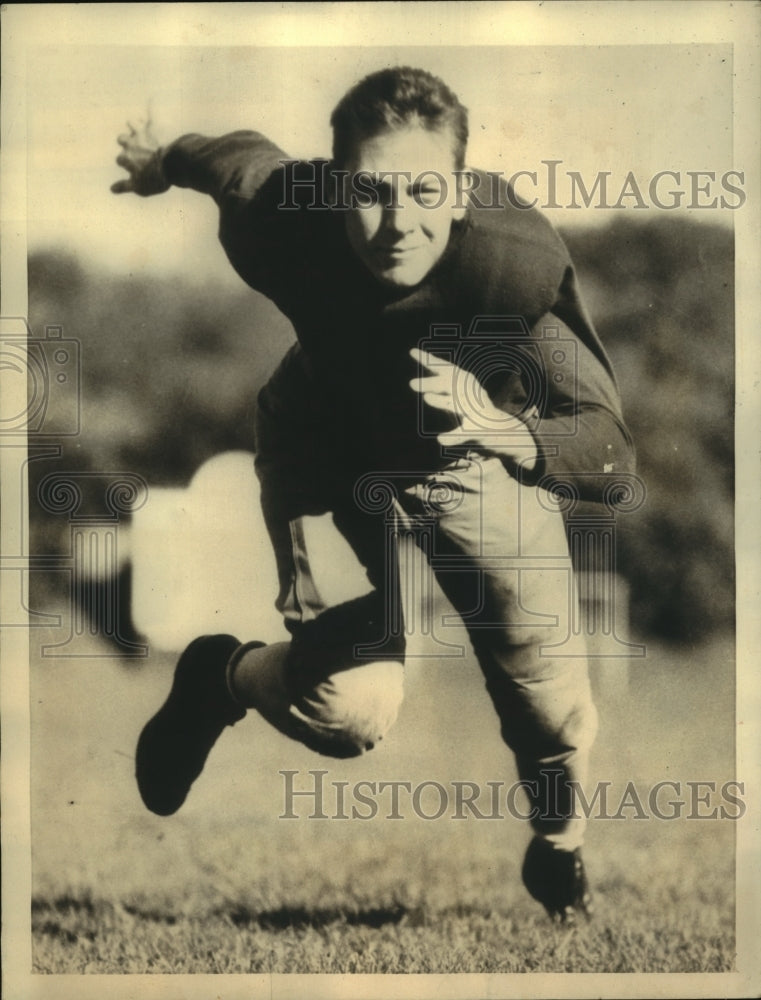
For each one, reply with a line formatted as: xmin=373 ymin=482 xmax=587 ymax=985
xmin=160 ymin=131 xmax=635 ymax=502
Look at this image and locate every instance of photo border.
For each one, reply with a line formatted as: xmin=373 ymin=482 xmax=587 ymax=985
xmin=2 ymin=3 xmax=759 ymax=998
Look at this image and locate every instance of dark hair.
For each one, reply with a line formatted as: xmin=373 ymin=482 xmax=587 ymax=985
xmin=330 ymin=66 xmax=469 ymax=169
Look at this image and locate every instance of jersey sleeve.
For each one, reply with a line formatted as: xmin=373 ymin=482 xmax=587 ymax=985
xmin=160 ymin=131 xmax=287 ymax=205
xmin=159 ymin=131 xmax=300 ymax=300
xmin=507 ymin=267 xmax=636 ymax=503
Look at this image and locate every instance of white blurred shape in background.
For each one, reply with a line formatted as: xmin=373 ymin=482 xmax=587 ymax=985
xmin=130 ymin=451 xmax=371 ymax=651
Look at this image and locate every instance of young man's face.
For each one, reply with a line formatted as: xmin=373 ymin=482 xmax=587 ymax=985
xmin=342 ymin=125 xmax=467 ymax=289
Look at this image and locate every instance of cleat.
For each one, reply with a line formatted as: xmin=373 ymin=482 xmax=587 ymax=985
xmin=136 ymin=634 xmax=254 ymax=815
xmin=521 ymin=836 xmax=594 ymax=924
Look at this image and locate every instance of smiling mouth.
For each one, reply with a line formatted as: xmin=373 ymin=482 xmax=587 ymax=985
xmin=376 ymin=245 xmax=420 ymax=259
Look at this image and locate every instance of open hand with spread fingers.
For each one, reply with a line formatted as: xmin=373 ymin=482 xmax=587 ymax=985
xmin=111 ymin=119 xmax=170 ymax=196
xmin=409 ymin=347 xmax=538 ymax=470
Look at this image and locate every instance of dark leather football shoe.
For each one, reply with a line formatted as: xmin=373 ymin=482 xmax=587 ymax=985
xmin=521 ymin=836 xmax=594 ymax=924
xmin=135 ymin=634 xmax=251 ymax=816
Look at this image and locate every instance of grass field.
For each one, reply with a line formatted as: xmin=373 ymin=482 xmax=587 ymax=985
xmin=32 ymin=820 xmax=734 ymax=974
xmin=28 ymin=615 xmax=737 ymax=975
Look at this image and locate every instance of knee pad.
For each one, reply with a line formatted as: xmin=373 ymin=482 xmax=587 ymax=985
xmin=290 ymin=659 xmax=405 ymax=758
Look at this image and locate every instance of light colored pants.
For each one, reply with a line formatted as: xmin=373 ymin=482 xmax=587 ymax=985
xmin=234 ymin=353 xmax=599 ymax=845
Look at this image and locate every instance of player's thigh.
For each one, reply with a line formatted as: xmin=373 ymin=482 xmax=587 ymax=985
xmin=424 ymin=454 xmax=578 ymax=649
xmin=255 ymin=346 xmax=349 ymax=519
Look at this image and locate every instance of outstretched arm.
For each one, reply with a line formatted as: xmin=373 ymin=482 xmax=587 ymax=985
xmin=110 ymin=124 xmax=295 ymax=298
xmin=111 ymin=123 xmax=287 ymax=204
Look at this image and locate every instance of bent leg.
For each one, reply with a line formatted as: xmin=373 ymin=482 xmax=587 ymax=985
xmin=228 ymin=592 xmax=405 ymax=759
xmin=237 ymin=351 xmax=406 ymax=757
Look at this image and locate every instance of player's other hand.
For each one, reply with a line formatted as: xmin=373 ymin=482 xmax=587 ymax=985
xmin=111 ymin=119 xmax=170 ymax=196
xmin=409 ymin=347 xmax=538 ymax=470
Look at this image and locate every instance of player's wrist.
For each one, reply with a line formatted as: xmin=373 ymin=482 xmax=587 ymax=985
xmin=489 ymin=438 xmax=538 ymax=471
xmin=142 ymin=147 xmax=171 ymax=195
xmin=481 ymin=410 xmax=539 ymax=470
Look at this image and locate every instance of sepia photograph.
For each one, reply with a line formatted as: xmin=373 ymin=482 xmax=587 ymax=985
xmin=1 ymin=3 xmax=759 ymax=999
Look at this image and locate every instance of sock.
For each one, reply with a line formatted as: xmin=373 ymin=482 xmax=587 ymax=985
xmin=226 ymin=640 xmax=291 ymax=715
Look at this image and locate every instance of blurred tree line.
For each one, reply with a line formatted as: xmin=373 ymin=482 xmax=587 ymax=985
xmin=26 ymin=215 xmax=734 ymax=644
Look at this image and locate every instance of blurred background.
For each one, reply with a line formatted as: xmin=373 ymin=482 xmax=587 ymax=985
xmin=21 ymin=40 xmax=736 ymax=647
xmin=24 ymin=215 xmax=734 ymax=646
